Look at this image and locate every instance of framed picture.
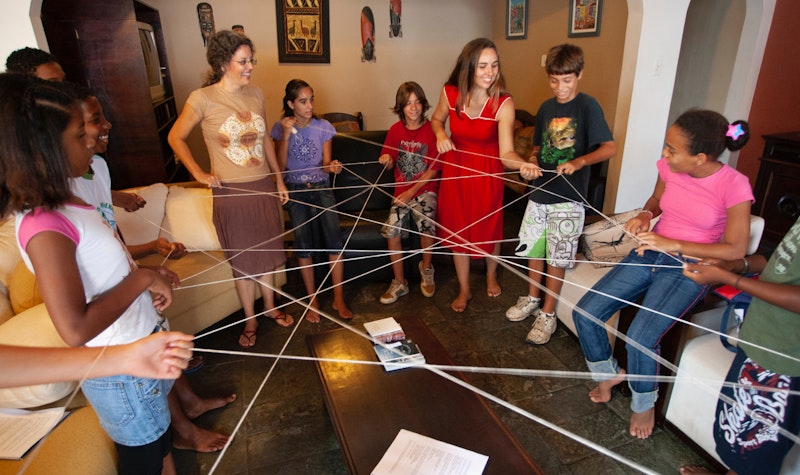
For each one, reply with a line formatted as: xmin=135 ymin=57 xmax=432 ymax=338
xmin=275 ymin=0 xmax=330 ymax=63
xmin=505 ymin=0 xmax=528 ymax=40
xmin=569 ymin=0 xmax=602 ymax=38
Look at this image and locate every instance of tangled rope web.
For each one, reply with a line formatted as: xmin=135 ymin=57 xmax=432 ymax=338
xmin=24 ymin=129 xmax=798 ymax=475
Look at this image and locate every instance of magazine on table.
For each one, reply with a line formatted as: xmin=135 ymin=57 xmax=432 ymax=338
xmin=364 ymin=317 xmax=425 ymax=371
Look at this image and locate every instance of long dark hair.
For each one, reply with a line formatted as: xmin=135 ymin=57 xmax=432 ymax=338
xmin=673 ymin=109 xmax=750 ymax=160
xmin=446 ymin=38 xmax=506 ymax=116
xmin=281 ymin=79 xmax=312 ymax=118
xmin=0 ymin=73 xmax=78 ymax=216
xmin=202 ymin=30 xmax=255 ymax=87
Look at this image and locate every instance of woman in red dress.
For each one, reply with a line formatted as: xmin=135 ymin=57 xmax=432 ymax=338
xmin=431 ymin=38 xmax=540 ymax=312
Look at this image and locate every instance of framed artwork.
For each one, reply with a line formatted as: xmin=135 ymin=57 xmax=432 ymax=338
xmin=505 ymin=0 xmax=528 ymax=40
xmin=569 ymin=0 xmax=602 ymax=38
xmin=275 ymin=0 xmax=330 ymax=64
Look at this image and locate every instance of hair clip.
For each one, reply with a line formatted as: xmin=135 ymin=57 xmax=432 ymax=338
xmin=726 ymin=123 xmax=745 ymax=141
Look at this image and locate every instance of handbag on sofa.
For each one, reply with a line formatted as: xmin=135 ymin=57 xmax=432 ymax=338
xmin=713 ymin=275 xmax=759 ymax=352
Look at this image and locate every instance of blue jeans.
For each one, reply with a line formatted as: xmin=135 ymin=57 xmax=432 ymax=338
xmin=573 ymin=249 xmax=707 ymax=413
xmin=286 ymin=181 xmax=343 ymax=258
xmin=81 ymin=375 xmax=174 ymax=446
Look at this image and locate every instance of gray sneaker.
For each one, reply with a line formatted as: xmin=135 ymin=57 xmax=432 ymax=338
xmin=380 ymin=279 xmax=409 ymax=304
xmin=526 ymin=311 xmax=558 ymax=344
xmin=419 ymin=262 xmax=435 ymax=297
xmin=505 ymin=296 xmax=540 ymax=322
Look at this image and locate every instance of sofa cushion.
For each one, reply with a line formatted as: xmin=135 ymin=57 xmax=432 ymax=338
xmin=114 ymin=182 xmax=169 ymax=246
xmin=0 ymin=282 xmax=12 ymax=324
xmin=160 ymin=186 xmax=220 ymax=251
xmin=513 ymin=125 xmax=535 ymax=158
xmin=0 ymin=217 xmax=20 ymax=289
xmin=580 ymin=209 xmax=656 ymax=268
xmin=9 ymin=260 xmax=42 ymax=315
xmin=331 ymin=130 xmax=392 ymax=213
xmin=0 ymin=304 xmax=76 ymax=408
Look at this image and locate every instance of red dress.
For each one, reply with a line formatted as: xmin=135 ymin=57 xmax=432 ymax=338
xmin=437 ymin=84 xmax=509 ymax=257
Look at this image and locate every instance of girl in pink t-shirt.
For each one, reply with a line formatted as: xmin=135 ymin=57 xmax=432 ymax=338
xmin=573 ymin=109 xmax=754 ymax=442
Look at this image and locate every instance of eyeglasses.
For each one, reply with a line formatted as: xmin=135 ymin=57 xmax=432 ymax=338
xmin=231 ymin=58 xmax=257 ymax=66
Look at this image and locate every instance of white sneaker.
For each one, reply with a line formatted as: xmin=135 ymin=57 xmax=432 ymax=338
xmin=380 ymin=279 xmax=409 ymax=304
xmin=526 ymin=311 xmax=557 ymax=345
xmin=419 ymin=262 xmax=435 ymax=297
xmin=505 ymin=296 xmax=540 ymax=322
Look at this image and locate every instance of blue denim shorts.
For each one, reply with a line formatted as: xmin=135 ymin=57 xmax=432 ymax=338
xmin=286 ymin=181 xmax=343 ymax=258
xmin=81 ymin=374 xmax=174 ymax=446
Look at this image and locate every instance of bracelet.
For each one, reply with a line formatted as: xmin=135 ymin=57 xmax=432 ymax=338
xmin=734 ymin=274 xmax=744 ymax=290
xmin=641 ymin=209 xmax=654 ymax=219
xmin=741 ymin=257 xmax=749 ymax=275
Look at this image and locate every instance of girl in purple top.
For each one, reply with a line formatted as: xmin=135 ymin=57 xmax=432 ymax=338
xmin=271 ymin=79 xmax=352 ymax=321
xmin=573 ymin=109 xmax=754 ymax=440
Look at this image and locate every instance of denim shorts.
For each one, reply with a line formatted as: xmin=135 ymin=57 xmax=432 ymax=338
xmin=81 ymin=374 xmax=174 ymax=446
xmin=286 ymin=181 xmax=343 ymax=258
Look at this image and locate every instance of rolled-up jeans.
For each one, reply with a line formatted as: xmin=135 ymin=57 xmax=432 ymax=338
xmin=573 ymin=249 xmax=707 ymax=413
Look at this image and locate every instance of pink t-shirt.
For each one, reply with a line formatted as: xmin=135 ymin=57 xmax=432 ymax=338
xmin=653 ymin=158 xmax=754 ymax=244
xmin=16 ymin=205 xmax=158 ymax=347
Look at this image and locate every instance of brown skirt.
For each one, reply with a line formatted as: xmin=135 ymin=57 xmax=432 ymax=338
xmin=212 ymin=178 xmax=286 ymax=278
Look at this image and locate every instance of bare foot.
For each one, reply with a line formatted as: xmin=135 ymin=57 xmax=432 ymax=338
xmin=486 ymin=273 xmax=501 ymax=297
xmin=184 ymin=393 xmax=237 ymax=420
xmin=333 ymin=300 xmax=353 ymax=320
xmin=630 ymin=407 xmax=655 ymax=439
xmin=680 ymin=465 xmax=717 ymax=475
xmin=588 ymin=369 xmax=626 ymax=403
xmin=306 ymin=300 xmax=321 ymax=324
xmin=450 ymin=291 xmax=472 ymax=312
xmin=172 ymin=426 xmax=230 ymax=453
xmin=268 ymin=310 xmax=294 ymax=327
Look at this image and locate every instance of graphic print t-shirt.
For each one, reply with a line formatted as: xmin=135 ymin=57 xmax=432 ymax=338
xmin=529 ymin=92 xmax=613 ymax=205
xmin=380 ymin=120 xmax=441 ymax=197
xmin=269 ymin=118 xmax=335 ymax=185
xmin=186 ymin=84 xmax=271 ymax=183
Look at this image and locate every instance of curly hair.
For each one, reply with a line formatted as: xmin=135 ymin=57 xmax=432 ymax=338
xmin=673 ymin=109 xmax=750 ymax=159
xmin=391 ymin=81 xmax=430 ymax=125
xmin=446 ymin=38 xmax=506 ymax=118
xmin=0 ymin=73 xmax=78 ymax=216
xmin=5 ymin=47 xmax=59 ymax=76
xmin=202 ymin=30 xmax=255 ymax=87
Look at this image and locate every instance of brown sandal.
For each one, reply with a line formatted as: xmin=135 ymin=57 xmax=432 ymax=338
xmin=268 ymin=311 xmax=294 ymax=328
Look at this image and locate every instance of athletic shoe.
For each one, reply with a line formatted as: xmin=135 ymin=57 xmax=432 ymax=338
xmin=419 ymin=262 xmax=435 ymax=297
xmin=505 ymin=296 xmax=540 ymax=322
xmin=380 ymin=279 xmax=409 ymax=304
xmin=526 ymin=311 xmax=558 ymax=345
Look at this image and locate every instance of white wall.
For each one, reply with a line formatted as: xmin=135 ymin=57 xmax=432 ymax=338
xmin=0 ymin=1 xmax=39 ymax=65
xmin=146 ymin=0 xmax=491 ymax=168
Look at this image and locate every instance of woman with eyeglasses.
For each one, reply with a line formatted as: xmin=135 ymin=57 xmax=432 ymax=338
xmin=169 ymin=30 xmax=293 ymax=349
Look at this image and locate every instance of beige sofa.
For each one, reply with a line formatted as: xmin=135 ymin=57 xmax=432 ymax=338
xmin=0 ymin=182 xmax=284 ymax=474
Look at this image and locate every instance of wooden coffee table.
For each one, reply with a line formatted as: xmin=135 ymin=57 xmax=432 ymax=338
xmin=307 ymin=314 xmax=542 ymax=474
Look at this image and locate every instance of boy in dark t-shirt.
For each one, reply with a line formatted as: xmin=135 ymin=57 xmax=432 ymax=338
xmin=506 ymin=44 xmax=616 ymax=345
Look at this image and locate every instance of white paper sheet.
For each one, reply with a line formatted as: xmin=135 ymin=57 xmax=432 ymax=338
xmin=0 ymin=407 xmax=67 ymax=460
xmin=372 ymin=429 xmax=488 ymax=475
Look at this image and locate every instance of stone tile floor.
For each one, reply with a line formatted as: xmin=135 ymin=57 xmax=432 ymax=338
xmin=174 ymin=254 xmax=711 ymax=474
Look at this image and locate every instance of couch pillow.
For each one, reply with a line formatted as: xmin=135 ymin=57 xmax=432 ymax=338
xmin=0 ymin=282 xmax=13 ymax=324
xmin=9 ymin=260 xmax=42 ymax=314
xmin=580 ymin=209 xmax=646 ymax=268
xmin=0 ymin=216 xmax=20 ymax=288
xmin=513 ymin=126 xmax=535 ymax=159
xmin=160 ymin=186 xmax=221 ymax=250
xmin=0 ymin=304 xmax=76 ymax=408
xmin=114 ymin=183 xmax=169 ymax=246
xmin=330 ymin=120 xmax=361 ymax=133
